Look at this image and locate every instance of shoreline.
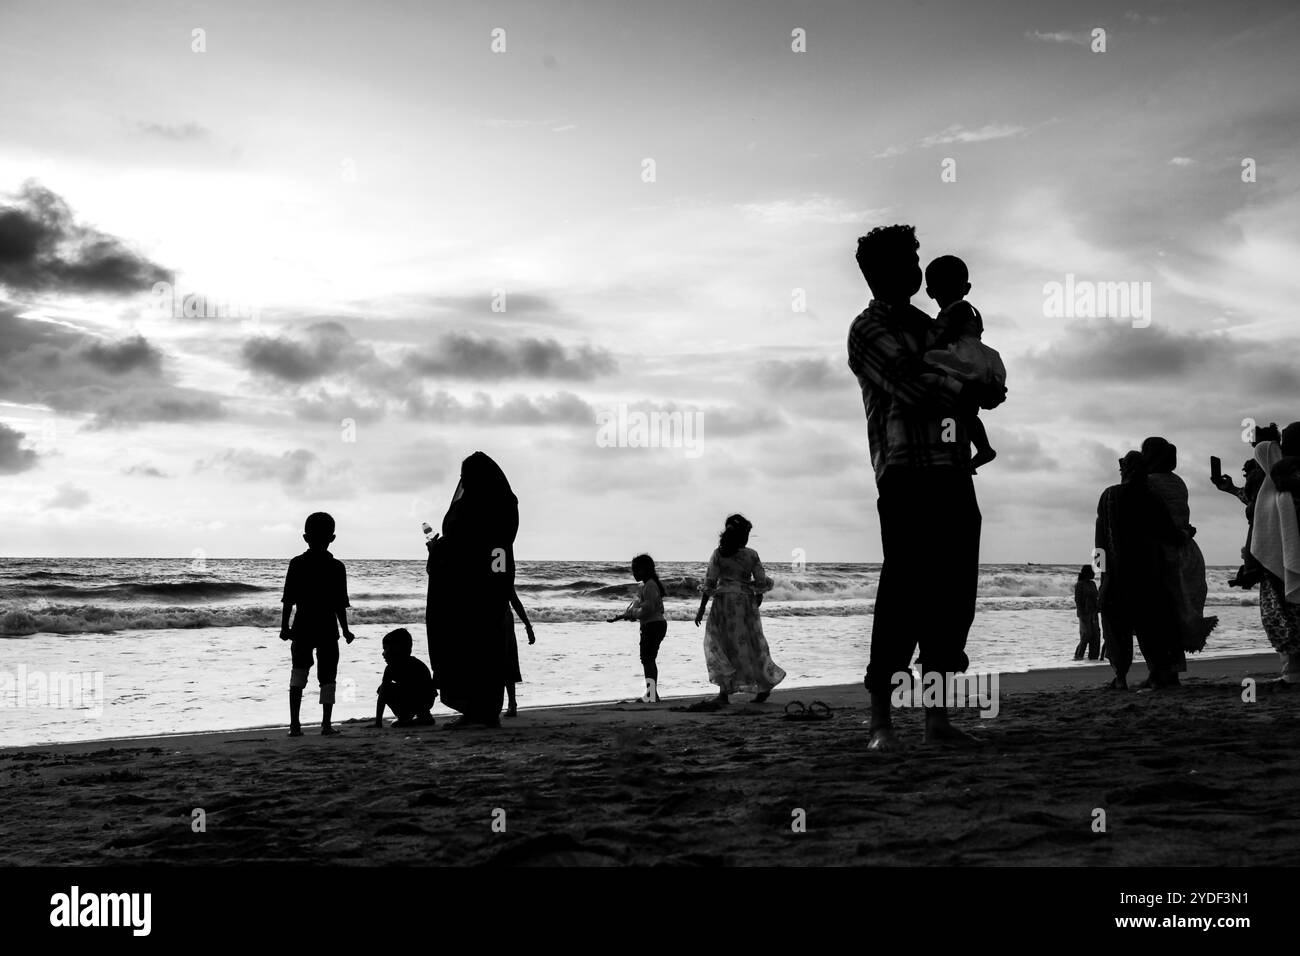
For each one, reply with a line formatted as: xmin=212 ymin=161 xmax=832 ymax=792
xmin=5 ymin=651 xmax=1281 ymax=754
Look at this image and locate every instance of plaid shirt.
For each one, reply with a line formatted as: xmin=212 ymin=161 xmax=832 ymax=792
xmin=847 ymin=299 xmax=968 ymax=481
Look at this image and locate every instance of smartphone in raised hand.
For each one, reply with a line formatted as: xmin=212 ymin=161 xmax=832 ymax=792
xmin=1210 ymin=456 xmax=1222 ymax=482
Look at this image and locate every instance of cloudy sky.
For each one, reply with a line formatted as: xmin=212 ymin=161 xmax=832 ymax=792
xmin=1 ymin=0 xmax=1298 ymax=562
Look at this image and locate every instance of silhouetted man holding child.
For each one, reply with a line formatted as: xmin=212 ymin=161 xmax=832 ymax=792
xmin=848 ymin=225 xmax=987 ymax=751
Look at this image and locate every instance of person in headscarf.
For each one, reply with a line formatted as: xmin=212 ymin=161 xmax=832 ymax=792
xmin=1140 ymin=437 xmax=1219 ymax=659
xmin=1095 ymin=451 xmax=1186 ymax=689
xmin=425 ymin=452 xmax=519 ymax=727
xmin=1249 ymin=422 xmax=1300 ymax=684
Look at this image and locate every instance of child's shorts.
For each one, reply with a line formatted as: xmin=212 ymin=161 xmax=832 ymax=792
xmin=290 ymin=638 xmax=340 ymax=701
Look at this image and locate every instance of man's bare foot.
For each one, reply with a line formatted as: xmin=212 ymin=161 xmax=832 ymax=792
xmin=370 ymin=719 xmax=384 ymax=729
xmin=924 ymin=713 xmax=983 ymax=746
xmin=321 ymin=725 xmax=341 ymax=736
xmin=1104 ymin=677 xmax=1128 ymax=690
xmin=866 ymin=724 xmax=902 ymax=752
xmin=969 ymin=448 xmax=997 ymax=474
xmin=505 ymin=705 xmax=518 ymax=718
xmin=288 ymin=726 xmax=303 ymax=738
xmin=1140 ymin=672 xmax=1182 ymax=692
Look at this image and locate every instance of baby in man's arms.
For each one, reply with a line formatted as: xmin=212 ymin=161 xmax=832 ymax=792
xmin=922 ymin=255 xmax=1008 ymax=473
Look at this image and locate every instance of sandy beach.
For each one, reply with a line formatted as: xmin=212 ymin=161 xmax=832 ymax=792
xmin=2 ymin=652 xmax=1295 ymax=867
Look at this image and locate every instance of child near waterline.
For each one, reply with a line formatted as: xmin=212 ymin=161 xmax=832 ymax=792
xmin=372 ymin=627 xmax=435 ymax=727
xmin=504 ymin=587 xmax=536 ymax=718
xmin=1073 ymin=564 xmax=1101 ymax=661
xmin=280 ymin=512 xmax=354 ymax=736
xmin=694 ymin=515 xmax=785 ymax=705
xmin=608 ymin=554 xmax=667 ymax=702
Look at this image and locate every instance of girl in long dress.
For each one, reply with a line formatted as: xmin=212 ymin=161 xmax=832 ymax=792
xmin=425 ymin=452 xmax=518 ymax=728
xmin=693 ymin=514 xmax=785 ymax=704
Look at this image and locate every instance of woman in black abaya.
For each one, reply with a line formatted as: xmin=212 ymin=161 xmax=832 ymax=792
xmin=425 ymin=452 xmax=519 ymax=728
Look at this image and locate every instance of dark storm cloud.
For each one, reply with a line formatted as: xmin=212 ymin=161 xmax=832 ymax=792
xmin=89 ymin=390 xmax=224 ymax=429
xmin=82 ymin=335 xmax=163 ymax=374
xmin=406 ymin=334 xmax=617 ymax=381
xmin=203 ymin=448 xmax=319 ymax=485
xmin=197 ymin=448 xmax=357 ymax=498
xmin=240 ymin=322 xmax=621 ymax=428
xmin=0 ymin=305 xmax=225 ymax=426
xmin=0 ymin=182 xmax=170 ymax=295
xmin=0 ymin=422 xmax=39 ymax=474
xmin=1022 ymin=319 xmax=1300 ymax=396
xmin=240 ymin=321 xmax=371 ymax=383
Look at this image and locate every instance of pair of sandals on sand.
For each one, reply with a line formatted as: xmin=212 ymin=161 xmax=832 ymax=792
xmin=781 ymin=700 xmax=833 ymax=721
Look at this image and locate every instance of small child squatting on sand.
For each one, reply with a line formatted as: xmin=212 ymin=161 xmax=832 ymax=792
xmin=608 ymin=553 xmax=668 ymax=703
xmin=280 ymin=512 xmax=354 ymax=737
xmin=372 ymin=628 xmax=436 ymax=728
xmin=921 ymin=255 xmax=1008 ymax=474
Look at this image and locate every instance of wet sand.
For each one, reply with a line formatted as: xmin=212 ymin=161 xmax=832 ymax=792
xmin=1 ymin=653 xmax=1295 ymax=866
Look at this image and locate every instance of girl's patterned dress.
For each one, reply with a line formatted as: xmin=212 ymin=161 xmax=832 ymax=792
xmin=701 ymin=547 xmax=786 ymax=694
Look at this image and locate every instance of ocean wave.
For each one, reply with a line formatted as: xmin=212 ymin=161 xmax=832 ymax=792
xmin=0 ymin=602 xmax=422 ymax=636
xmin=0 ymin=589 xmax=1260 ymax=635
xmin=4 ymin=581 xmax=269 ymax=601
xmin=514 ymin=579 xmax=610 ymax=592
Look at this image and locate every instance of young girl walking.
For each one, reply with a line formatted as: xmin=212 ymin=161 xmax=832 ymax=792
xmin=608 ymin=553 xmax=667 ymax=703
xmin=694 ymin=514 xmax=785 ymax=704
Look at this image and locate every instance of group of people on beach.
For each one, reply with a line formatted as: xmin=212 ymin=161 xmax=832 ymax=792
xmin=277 ymin=470 xmax=788 ymax=733
xmin=276 ymin=223 xmax=1300 ymax=744
xmin=1071 ymin=423 xmax=1300 ymax=691
xmin=1073 ymin=436 xmax=1220 ymax=688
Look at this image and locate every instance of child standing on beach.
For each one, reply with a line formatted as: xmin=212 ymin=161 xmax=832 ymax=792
xmin=693 ymin=515 xmax=785 ymax=706
xmin=280 ymin=512 xmax=354 ymax=737
xmin=504 ymin=587 xmax=536 ymax=718
xmin=922 ymin=255 xmax=1007 ymax=473
xmin=1073 ymin=565 xmax=1101 ymax=661
xmin=608 ymin=553 xmax=668 ymax=703
xmin=372 ymin=628 xmax=435 ymax=728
